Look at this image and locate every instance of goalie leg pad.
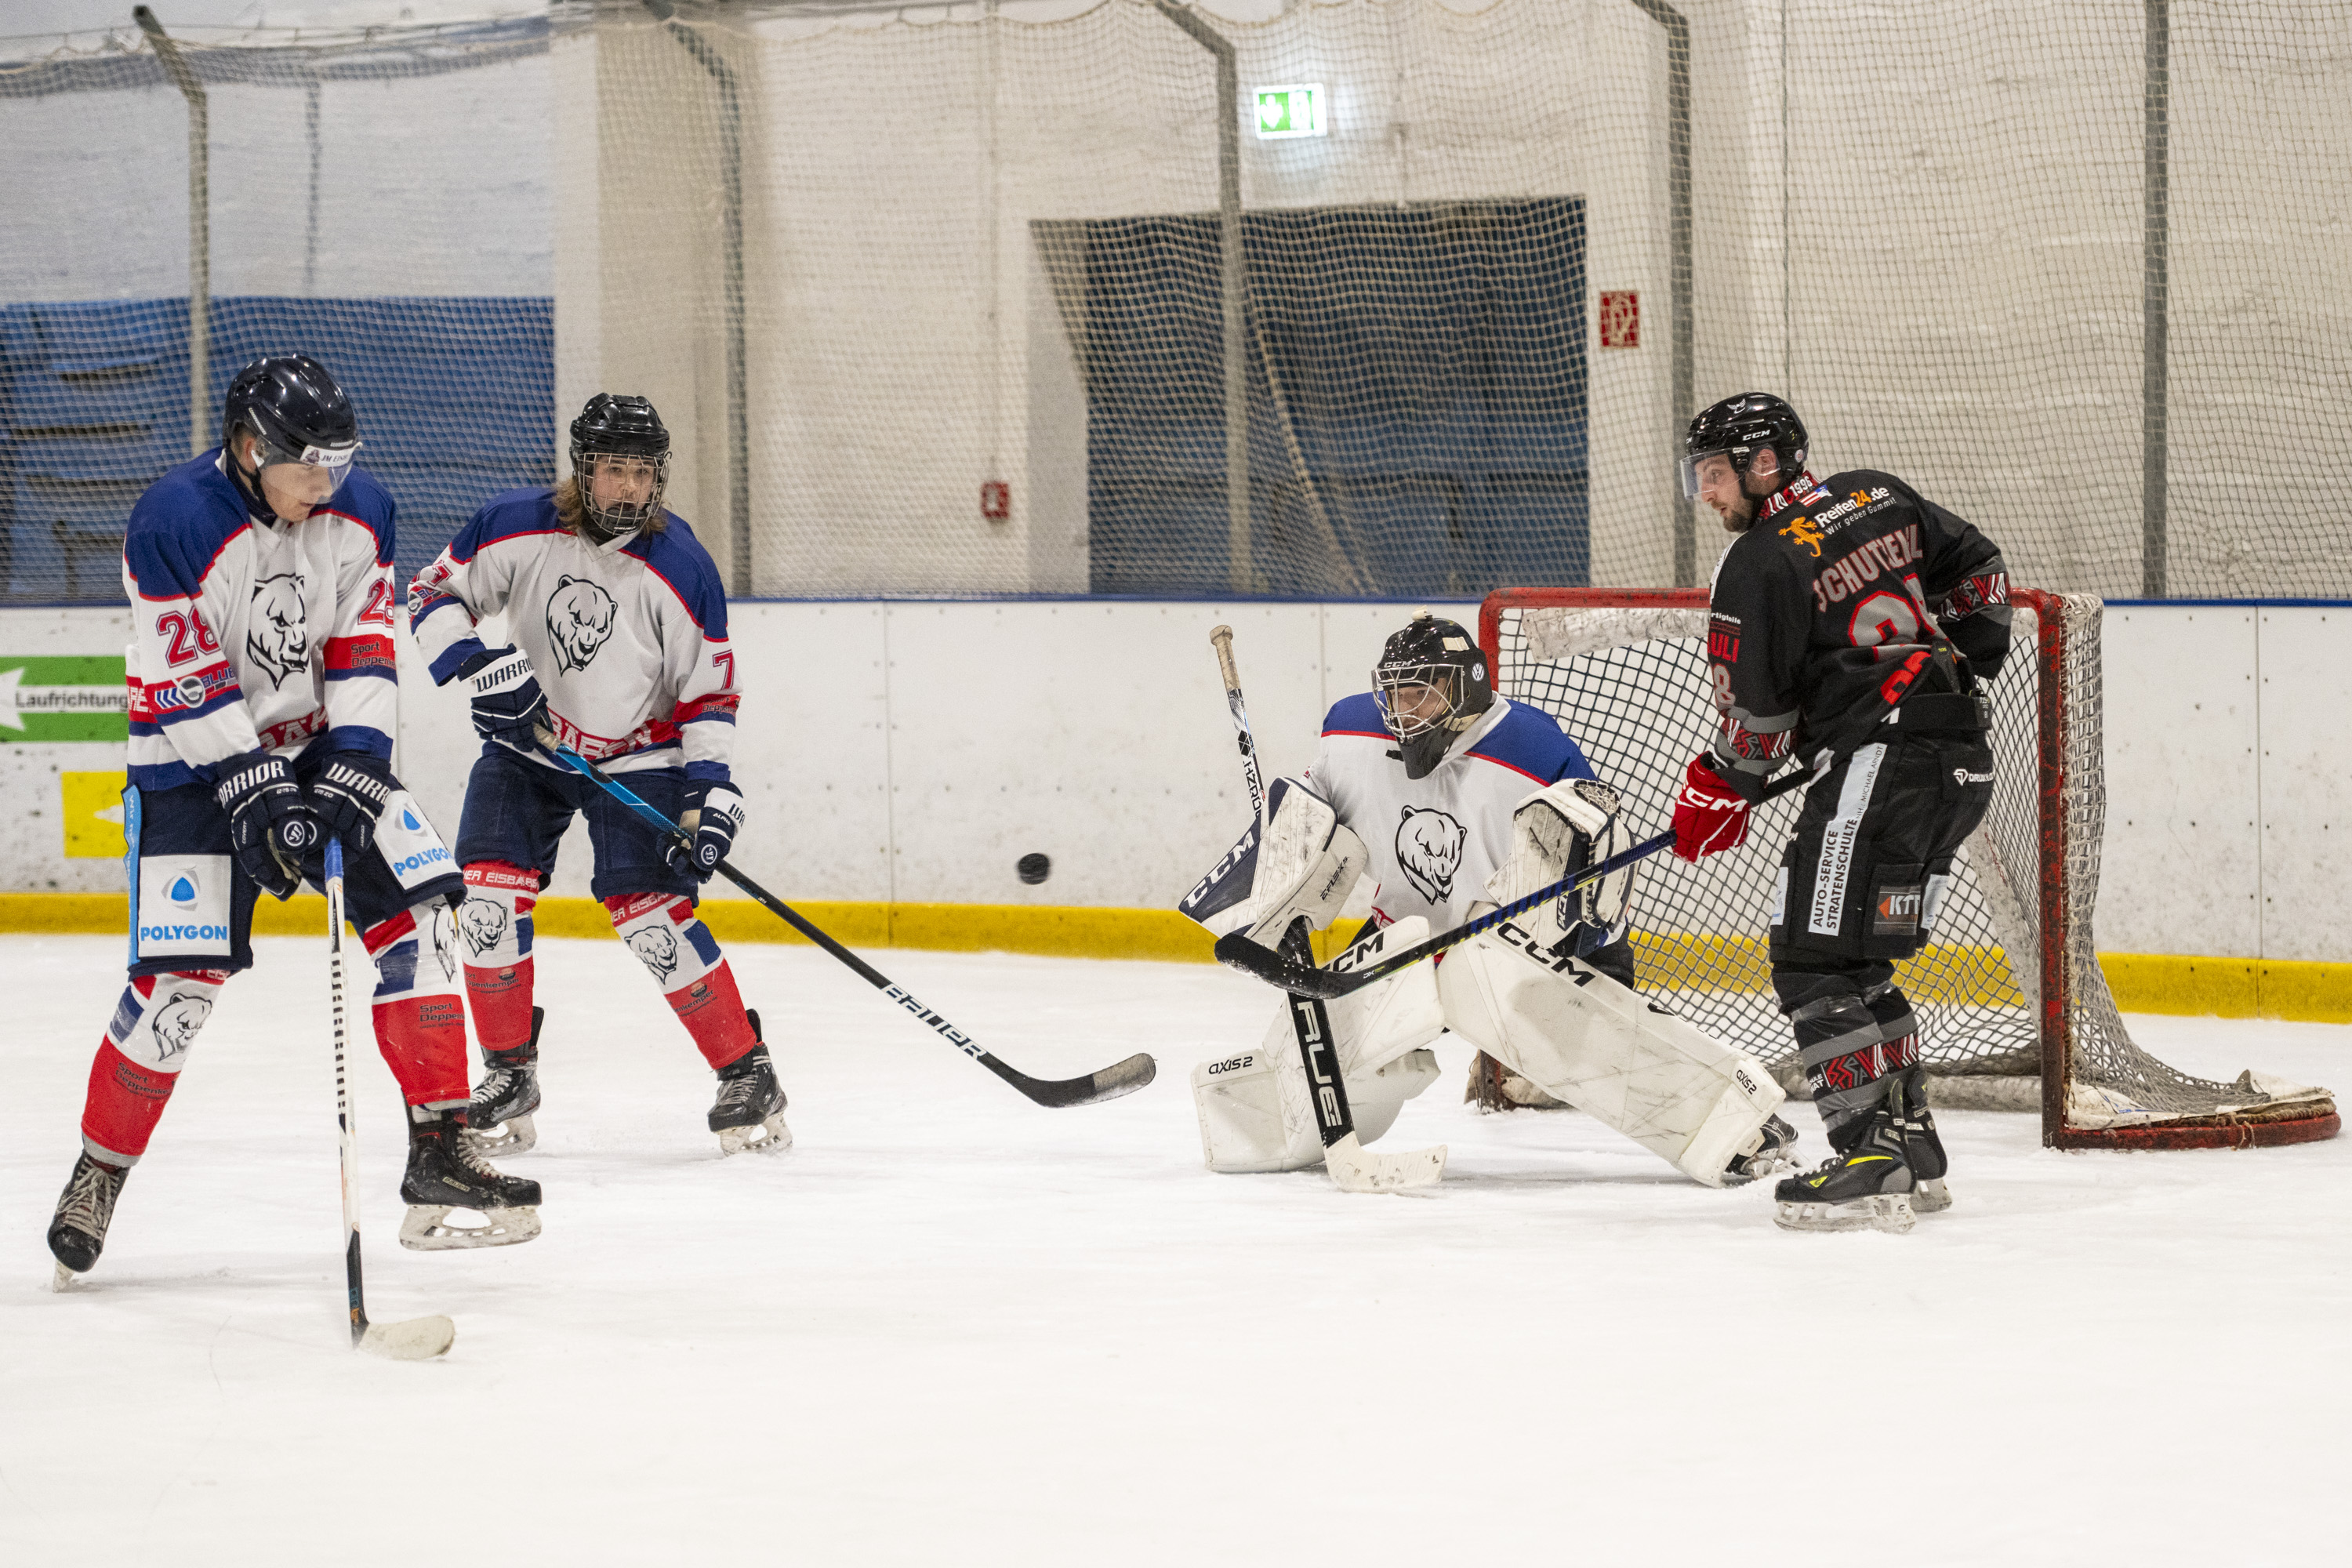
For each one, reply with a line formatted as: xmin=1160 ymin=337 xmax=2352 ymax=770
xmin=1192 ymin=919 xmax=1445 ymax=1174
xmin=1437 ymin=920 xmax=1785 ymax=1186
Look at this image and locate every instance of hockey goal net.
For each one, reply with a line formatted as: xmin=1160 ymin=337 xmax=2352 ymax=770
xmin=1479 ymin=587 xmax=2338 ymax=1151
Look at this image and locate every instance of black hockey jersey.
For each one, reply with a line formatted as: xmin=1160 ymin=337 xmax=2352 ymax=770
xmin=1705 ymin=468 xmax=2011 ymax=797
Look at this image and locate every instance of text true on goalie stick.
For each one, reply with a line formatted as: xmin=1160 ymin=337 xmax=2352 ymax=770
xmin=536 ymin=733 xmax=1156 ymax=1109
xmin=1205 ymin=626 xmax=1445 ymax=1192
xmin=325 ymin=837 xmax=456 ymax=1362
xmin=1214 ymin=767 xmax=1814 ymax=1002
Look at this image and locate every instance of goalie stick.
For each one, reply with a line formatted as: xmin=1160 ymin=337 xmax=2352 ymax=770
xmin=1207 ymin=625 xmax=1445 ymax=1192
xmin=1214 ymin=767 xmax=1815 ymax=1003
xmin=325 ymin=837 xmax=456 ymax=1362
xmin=538 ymin=735 xmax=1156 ymax=1110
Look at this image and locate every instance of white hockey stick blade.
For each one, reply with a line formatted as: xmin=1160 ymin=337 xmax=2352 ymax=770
xmin=358 ymin=1315 xmax=457 ymax=1361
xmin=1323 ymin=1131 xmax=1447 ymax=1193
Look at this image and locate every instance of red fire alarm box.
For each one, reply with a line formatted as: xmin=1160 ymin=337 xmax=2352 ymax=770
xmin=1599 ymin=291 xmax=1640 ymax=349
xmin=981 ymin=480 xmax=1011 ymax=521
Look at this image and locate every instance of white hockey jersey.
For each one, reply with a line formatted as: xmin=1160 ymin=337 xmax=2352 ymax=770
xmin=1305 ymin=692 xmax=1600 ymax=931
xmin=123 ymin=449 xmax=401 ymax=790
xmin=407 ymin=488 xmax=740 ymax=782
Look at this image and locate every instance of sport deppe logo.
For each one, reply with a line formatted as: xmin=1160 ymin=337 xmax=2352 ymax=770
xmin=142 ymin=869 xmax=227 ymax=946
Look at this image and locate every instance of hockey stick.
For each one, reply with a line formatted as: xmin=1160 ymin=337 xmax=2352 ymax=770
xmin=537 ymin=735 xmax=1156 ymax=1109
xmin=1214 ymin=767 xmax=1814 ymax=1002
xmin=325 ymin=837 xmax=456 ymax=1362
xmin=1207 ymin=626 xmax=1444 ymax=1192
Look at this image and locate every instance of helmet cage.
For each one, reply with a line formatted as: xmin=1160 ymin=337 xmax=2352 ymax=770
xmin=571 ymin=444 xmax=670 ymax=540
xmin=1374 ymin=660 xmax=1472 ymax=743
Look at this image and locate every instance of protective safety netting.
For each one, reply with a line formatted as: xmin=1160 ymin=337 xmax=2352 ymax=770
xmin=3 ymin=1 xmax=2349 ymax=603
xmin=1486 ymin=588 xmax=2339 ymax=1145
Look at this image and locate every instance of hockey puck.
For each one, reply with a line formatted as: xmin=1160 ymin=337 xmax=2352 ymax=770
xmin=1016 ymin=852 xmax=1051 ymax=885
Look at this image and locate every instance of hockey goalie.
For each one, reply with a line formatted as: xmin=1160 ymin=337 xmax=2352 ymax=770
xmin=1179 ymin=612 xmax=1795 ymax=1190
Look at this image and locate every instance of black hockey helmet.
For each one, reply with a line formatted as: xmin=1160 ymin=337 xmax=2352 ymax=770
xmin=569 ymin=393 xmax=671 ymax=540
xmin=1680 ymin=392 xmax=1807 ymax=500
xmin=1374 ymin=610 xmax=1494 ymax=781
xmin=223 ymin=354 xmax=360 ymax=480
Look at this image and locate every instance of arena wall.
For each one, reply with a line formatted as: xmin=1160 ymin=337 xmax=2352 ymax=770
xmin=0 ymin=598 xmax=2342 ymax=1017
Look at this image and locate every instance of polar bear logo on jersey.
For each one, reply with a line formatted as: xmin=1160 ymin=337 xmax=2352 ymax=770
xmin=150 ymin=993 xmax=213 ymax=1065
xmin=247 ymin=573 xmax=309 ymax=687
xmin=625 ymin=923 xmax=680 ymax=981
xmin=1396 ymin=806 xmax=1468 ymax=905
xmin=427 ymin=903 xmax=460 ymax=982
xmin=458 ymin=896 xmax=510 ymax=956
xmin=546 ymin=575 xmax=619 ymax=674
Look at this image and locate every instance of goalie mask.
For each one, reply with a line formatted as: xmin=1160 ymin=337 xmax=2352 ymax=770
xmin=1374 ymin=611 xmax=1494 ymax=781
xmin=570 ymin=393 xmax=671 ymax=542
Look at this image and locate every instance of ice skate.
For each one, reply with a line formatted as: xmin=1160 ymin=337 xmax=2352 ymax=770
xmin=399 ymin=1108 xmax=543 ymax=1250
xmin=462 ymin=1006 xmax=544 ymax=1158
xmin=1773 ymin=1109 xmax=1917 ymax=1233
xmin=1893 ymin=1068 xmax=1952 ymax=1214
xmin=1723 ymin=1114 xmax=1800 ymax=1184
xmin=710 ymin=1010 xmax=789 ymax=1156
xmin=47 ymin=1152 xmax=129 ymax=1290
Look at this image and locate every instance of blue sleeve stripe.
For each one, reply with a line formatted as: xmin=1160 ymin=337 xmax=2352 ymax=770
xmin=156 ymin=689 xmax=246 ymax=726
xmin=684 ymin=760 xmax=731 ymax=785
xmin=324 ymin=665 xmax=398 ymax=684
xmin=129 ymin=760 xmax=201 ymax=791
xmin=679 ymin=710 xmax=736 ymax=726
xmin=323 ymin=724 xmax=394 ymax=760
xmin=426 ymin=635 xmax=488 ymax=688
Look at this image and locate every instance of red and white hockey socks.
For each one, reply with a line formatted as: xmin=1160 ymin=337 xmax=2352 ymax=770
xmin=364 ymin=906 xmax=471 ymax=1112
xmin=606 ymin=892 xmax=759 ymax=1070
xmin=459 ymin=860 xmax=539 ymax=1054
xmin=78 ymin=969 xmax=229 ymax=1165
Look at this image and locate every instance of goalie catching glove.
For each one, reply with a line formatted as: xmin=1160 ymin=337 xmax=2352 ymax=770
xmin=664 ymin=780 xmax=746 ymax=881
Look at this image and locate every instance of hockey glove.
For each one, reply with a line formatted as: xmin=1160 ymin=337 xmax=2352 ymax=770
xmin=665 ymin=780 xmax=746 ymax=881
xmin=1671 ymin=756 xmax=1751 ymax=862
xmin=213 ymin=750 xmax=318 ymax=900
xmin=310 ymin=750 xmax=397 ymax=854
xmin=458 ymin=645 xmax=549 ymax=747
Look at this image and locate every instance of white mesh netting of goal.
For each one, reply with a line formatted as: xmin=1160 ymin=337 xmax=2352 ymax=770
xmin=5 ymin=2 xmax=2352 ymax=604
xmin=1483 ymin=587 xmax=2339 ymax=1149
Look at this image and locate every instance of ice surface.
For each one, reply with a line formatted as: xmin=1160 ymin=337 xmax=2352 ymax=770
xmin=2 ymin=933 xmax=2345 ymax=1564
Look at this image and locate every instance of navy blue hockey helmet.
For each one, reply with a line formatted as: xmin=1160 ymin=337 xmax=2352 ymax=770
xmin=1680 ymin=392 xmax=1807 ymax=500
xmin=1374 ymin=610 xmax=1493 ymax=780
xmin=568 ymin=393 xmax=670 ymax=539
xmin=223 ymin=354 xmax=360 ymax=480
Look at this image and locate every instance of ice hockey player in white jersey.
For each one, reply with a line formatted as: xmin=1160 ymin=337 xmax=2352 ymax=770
xmin=1181 ymin=611 xmax=1795 ymax=1189
xmin=45 ymin=356 xmax=539 ymax=1288
xmin=408 ymin=394 xmax=786 ymax=1157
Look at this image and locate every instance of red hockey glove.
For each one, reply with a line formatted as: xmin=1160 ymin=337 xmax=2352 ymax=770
xmin=1671 ymin=756 xmax=1751 ymax=862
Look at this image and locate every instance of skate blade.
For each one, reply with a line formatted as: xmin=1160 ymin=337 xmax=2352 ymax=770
xmin=51 ymin=1261 xmax=81 ymax=1293
xmin=1773 ymin=1193 xmax=1917 ymax=1234
xmin=358 ymin=1315 xmax=457 ymax=1361
xmin=1912 ymin=1178 xmax=1954 ymax=1214
xmin=462 ymin=1112 xmax=537 ymax=1159
xmin=717 ymin=1113 xmax=793 ymax=1157
xmin=398 ymin=1204 xmax=543 ymax=1250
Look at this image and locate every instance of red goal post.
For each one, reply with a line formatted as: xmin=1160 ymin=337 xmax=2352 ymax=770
xmin=1479 ymin=586 xmax=2338 ymax=1152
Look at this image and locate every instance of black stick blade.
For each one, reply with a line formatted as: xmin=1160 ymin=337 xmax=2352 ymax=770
xmin=988 ymin=1050 xmax=1159 ymax=1109
xmin=1212 ymin=931 xmax=1354 ymax=1000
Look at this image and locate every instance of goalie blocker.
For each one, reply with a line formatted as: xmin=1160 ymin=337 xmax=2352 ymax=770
xmin=1182 ymin=774 xmax=1791 ymax=1185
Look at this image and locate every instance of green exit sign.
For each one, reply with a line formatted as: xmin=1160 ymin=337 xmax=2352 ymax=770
xmin=1254 ymin=84 xmax=1326 ymax=140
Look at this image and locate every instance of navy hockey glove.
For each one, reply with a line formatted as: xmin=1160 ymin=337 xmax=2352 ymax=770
xmin=458 ymin=645 xmax=549 ymax=746
xmin=212 ymin=750 xmax=318 ymax=900
xmin=310 ymin=751 xmax=397 ymax=854
xmin=665 ymin=781 xmax=746 ymax=881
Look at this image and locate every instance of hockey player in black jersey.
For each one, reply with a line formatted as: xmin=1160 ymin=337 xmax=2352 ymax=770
xmin=1667 ymin=393 xmax=2013 ymax=1232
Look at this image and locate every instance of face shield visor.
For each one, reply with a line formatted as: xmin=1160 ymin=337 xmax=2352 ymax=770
xmin=1679 ymin=446 xmax=1743 ymax=502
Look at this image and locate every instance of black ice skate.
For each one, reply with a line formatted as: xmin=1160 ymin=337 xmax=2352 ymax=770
xmin=1723 ymin=1114 xmax=1800 ymax=1184
xmin=400 ymin=1108 xmax=543 ymax=1250
xmin=1772 ymin=1107 xmax=1918 ymax=1233
xmin=1892 ymin=1068 xmax=1952 ymax=1214
xmin=47 ymin=1152 xmax=129 ymax=1290
xmin=462 ymin=1006 xmax=544 ymax=1158
xmin=709 ymin=1010 xmax=790 ymax=1156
